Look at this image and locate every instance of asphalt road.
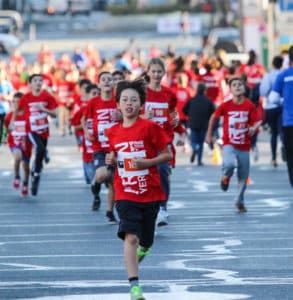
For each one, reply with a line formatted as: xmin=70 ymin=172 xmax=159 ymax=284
xmin=0 ymin=128 xmax=293 ymax=300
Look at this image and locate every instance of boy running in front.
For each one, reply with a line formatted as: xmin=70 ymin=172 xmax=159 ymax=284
xmin=206 ymin=77 xmax=261 ymax=213
xmin=105 ymin=79 xmax=172 ymax=300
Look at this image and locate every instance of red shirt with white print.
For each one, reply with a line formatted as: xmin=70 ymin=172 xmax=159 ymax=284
xmin=199 ymin=70 xmax=223 ymax=105
xmin=214 ymin=98 xmax=257 ymax=151
xmin=238 ymin=63 xmax=265 ymax=89
xmin=143 ymin=85 xmax=177 ymax=143
xmin=55 ymin=80 xmax=76 ymax=107
xmin=18 ymin=90 xmax=58 ymax=139
xmin=5 ymin=111 xmax=32 ymax=158
xmin=83 ymin=95 xmax=118 ymax=152
xmin=107 ymin=118 xmax=169 ymax=203
xmin=173 ymin=86 xmax=191 ymax=121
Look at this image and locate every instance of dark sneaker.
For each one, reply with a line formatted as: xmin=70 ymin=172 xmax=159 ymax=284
xmin=31 ymin=174 xmax=40 ymax=196
xmin=236 ymin=202 xmax=247 ymax=213
xmin=220 ymin=176 xmax=230 ymax=191
xmin=92 ymin=196 xmax=101 ymax=211
xmin=130 ymin=285 xmax=145 ymax=300
xmin=106 ymin=211 xmax=117 ymax=224
xmin=281 ymin=146 xmax=287 ymax=162
xmin=272 ymin=160 xmax=278 ymax=168
xmin=190 ymin=150 xmax=196 ymax=163
xmin=137 ymin=246 xmax=151 ymax=263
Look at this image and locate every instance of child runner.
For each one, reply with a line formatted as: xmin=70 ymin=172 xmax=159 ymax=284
xmin=206 ymin=77 xmax=261 ymax=213
xmin=143 ymin=57 xmax=178 ymax=226
xmin=71 ymin=83 xmax=96 ymax=185
xmin=83 ymin=71 xmax=120 ymax=223
xmin=105 ymin=79 xmax=172 ymax=300
xmin=12 ymin=74 xmax=58 ymax=196
xmin=71 ymin=79 xmax=92 ymax=151
xmin=4 ymin=92 xmax=32 ymax=197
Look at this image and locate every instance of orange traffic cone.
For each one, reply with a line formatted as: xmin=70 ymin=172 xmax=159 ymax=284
xmin=211 ymin=144 xmax=222 ymax=165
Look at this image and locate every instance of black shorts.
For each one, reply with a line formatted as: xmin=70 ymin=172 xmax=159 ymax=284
xmin=93 ymin=151 xmax=115 ymax=173
xmin=93 ymin=151 xmax=107 ymax=169
xmin=115 ymin=200 xmax=160 ymax=248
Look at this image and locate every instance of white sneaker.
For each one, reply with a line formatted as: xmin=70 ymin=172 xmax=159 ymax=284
xmin=157 ymin=209 xmax=168 ymax=227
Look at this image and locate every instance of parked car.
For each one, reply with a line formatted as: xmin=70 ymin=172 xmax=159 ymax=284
xmin=0 ymin=33 xmax=20 ymax=54
xmin=70 ymin=0 xmax=92 ymax=15
xmin=203 ymin=27 xmax=243 ymax=56
xmin=0 ymin=10 xmax=23 ymax=36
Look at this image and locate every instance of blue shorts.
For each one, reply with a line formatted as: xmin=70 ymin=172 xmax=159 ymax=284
xmin=11 ymin=147 xmax=30 ymax=164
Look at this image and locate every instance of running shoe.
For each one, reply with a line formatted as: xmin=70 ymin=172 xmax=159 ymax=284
xmin=190 ymin=150 xmax=196 ymax=163
xmin=137 ymin=246 xmax=151 ymax=263
xmin=281 ymin=146 xmax=287 ymax=162
xmin=220 ymin=176 xmax=230 ymax=191
xmin=44 ymin=154 xmax=50 ymax=164
xmin=21 ymin=184 xmax=28 ymax=197
xmin=156 ymin=209 xmax=169 ymax=227
xmin=13 ymin=177 xmax=21 ymax=189
xmin=236 ymin=202 xmax=247 ymax=213
xmin=106 ymin=211 xmax=117 ymax=224
xmin=31 ymin=174 xmax=40 ymax=196
xmin=92 ymin=196 xmax=101 ymax=211
xmin=130 ymin=285 xmax=145 ymax=300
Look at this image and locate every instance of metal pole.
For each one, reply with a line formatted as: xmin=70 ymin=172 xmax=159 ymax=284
xmin=267 ymin=1 xmax=275 ymax=65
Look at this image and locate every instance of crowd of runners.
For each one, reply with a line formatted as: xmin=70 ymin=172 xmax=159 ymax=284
xmin=1 ymin=42 xmax=293 ymax=300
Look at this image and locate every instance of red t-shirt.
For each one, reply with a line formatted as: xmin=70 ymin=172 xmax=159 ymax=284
xmin=143 ymin=86 xmax=177 ymax=143
xmin=83 ymin=95 xmax=118 ymax=152
xmin=107 ymin=118 xmax=169 ymax=203
xmin=215 ymin=98 xmax=257 ymax=151
xmin=238 ymin=63 xmax=265 ymax=89
xmin=55 ymin=80 xmax=76 ymax=107
xmin=199 ymin=70 xmax=223 ymax=105
xmin=173 ymin=86 xmax=191 ymax=121
xmin=18 ymin=90 xmax=58 ymax=139
xmin=5 ymin=111 xmax=32 ymax=158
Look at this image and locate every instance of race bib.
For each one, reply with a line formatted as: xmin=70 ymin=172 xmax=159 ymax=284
xmin=29 ymin=113 xmax=48 ymax=131
xmin=145 ymin=102 xmax=169 ymax=123
xmin=12 ymin=121 xmax=26 ymax=136
xmin=117 ymin=150 xmax=149 ymax=177
xmin=97 ymin=122 xmax=116 ymax=143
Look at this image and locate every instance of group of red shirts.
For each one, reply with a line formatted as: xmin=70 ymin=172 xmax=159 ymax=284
xmin=69 ymin=84 xmax=183 ymax=203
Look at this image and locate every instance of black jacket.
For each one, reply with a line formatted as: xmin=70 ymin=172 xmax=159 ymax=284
xmin=183 ymin=94 xmax=215 ymax=130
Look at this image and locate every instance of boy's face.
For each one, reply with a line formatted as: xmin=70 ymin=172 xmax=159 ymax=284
xmin=118 ymin=88 xmax=141 ymax=119
xmin=88 ymin=88 xmax=99 ymax=99
xmin=98 ymin=73 xmax=113 ymax=93
xmin=230 ymin=80 xmax=245 ymax=97
xmin=30 ymin=76 xmax=43 ymax=92
xmin=12 ymin=97 xmax=20 ymax=109
xmin=113 ymin=74 xmax=124 ymax=86
xmin=80 ymin=84 xmax=89 ymax=96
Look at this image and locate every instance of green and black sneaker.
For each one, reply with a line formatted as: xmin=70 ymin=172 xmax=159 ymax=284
xmin=130 ymin=285 xmax=145 ymax=300
xmin=137 ymin=246 xmax=151 ymax=263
